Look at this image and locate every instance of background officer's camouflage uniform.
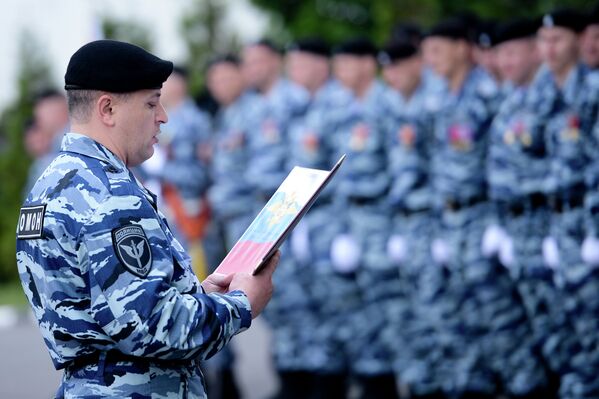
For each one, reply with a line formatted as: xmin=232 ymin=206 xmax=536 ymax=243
xmin=325 ymin=79 xmax=397 ymax=387
xmin=256 ymin=81 xmax=330 ymax=371
xmin=246 ymin=78 xmax=309 ymax=206
xmin=543 ymin=64 xmax=599 ymax=399
xmin=208 ymin=91 xmax=260 ymax=250
xmin=429 ymin=66 xmax=507 ymax=396
xmin=487 ymin=80 xmax=554 ymax=397
xmin=16 ymin=133 xmax=252 ymax=399
xmin=380 ymin=74 xmax=445 ymax=397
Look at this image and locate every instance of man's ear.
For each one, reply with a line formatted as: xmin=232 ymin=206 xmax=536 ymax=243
xmin=97 ymin=94 xmax=117 ymax=127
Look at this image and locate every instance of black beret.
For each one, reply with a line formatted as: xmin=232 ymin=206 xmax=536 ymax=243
xmin=286 ymin=38 xmax=331 ymax=57
xmin=64 ymin=40 xmax=173 ymax=93
xmin=476 ymin=20 xmax=498 ymax=48
xmin=377 ymin=42 xmax=418 ymax=66
xmin=247 ymin=39 xmax=283 ymax=55
xmin=427 ymin=16 xmax=476 ymax=42
xmin=391 ymin=22 xmax=424 ymax=46
xmin=495 ymin=17 xmax=539 ymax=46
xmin=541 ymin=8 xmax=588 ymax=33
xmin=206 ymin=54 xmax=241 ymax=71
xmin=333 ymin=37 xmax=378 ymax=57
xmin=172 ymin=65 xmax=188 ymax=79
xmin=588 ymin=2 xmax=599 ymax=25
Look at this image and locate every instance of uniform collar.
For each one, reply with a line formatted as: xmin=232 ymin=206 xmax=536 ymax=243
xmin=60 ymin=132 xmax=127 ymax=173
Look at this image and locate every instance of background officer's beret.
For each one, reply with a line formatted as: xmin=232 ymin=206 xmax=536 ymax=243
xmin=286 ymin=38 xmax=331 ymax=58
xmin=427 ymin=16 xmax=476 ymax=42
xmin=333 ymin=37 xmax=378 ymax=57
xmin=248 ymin=38 xmax=284 ymax=55
xmin=541 ymin=8 xmax=588 ymax=33
xmin=588 ymin=2 xmax=599 ymax=26
xmin=64 ymin=40 xmax=173 ymax=93
xmin=495 ymin=17 xmax=539 ymax=46
xmin=476 ymin=19 xmax=498 ymax=49
xmin=377 ymin=42 xmax=418 ymax=66
xmin=206 ymin=54 xmax=241 ymax=71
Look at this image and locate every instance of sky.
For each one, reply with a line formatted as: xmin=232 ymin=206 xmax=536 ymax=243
xmin=0 ymin=0 xmax=268 ymax=110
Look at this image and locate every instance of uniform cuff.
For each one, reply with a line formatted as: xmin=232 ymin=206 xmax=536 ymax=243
xmin=226 ymin=290 xmax=252 ymax=332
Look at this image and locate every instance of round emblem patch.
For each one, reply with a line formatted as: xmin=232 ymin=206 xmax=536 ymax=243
xmin=112 ymin=224 xmax=153 ymax=277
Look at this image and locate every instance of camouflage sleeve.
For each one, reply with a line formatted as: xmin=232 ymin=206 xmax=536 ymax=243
xmin=79 ymin=194 xmax=252 ymax=361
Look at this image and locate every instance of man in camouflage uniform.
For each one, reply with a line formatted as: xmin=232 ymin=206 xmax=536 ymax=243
xmin=486 ymin=17 xmax=557 ymax=399
xmin=149 ymin=66 xmax=212 ymax=251
xmin=241 ymin=39 xmax=309 ymax=208
xmin=536 ymin=9 xmax=599 ymax=399
xmin=581 ymin=3 xmax=599 ymax=70
xmin=16 ymin=40 xmax=278 ymax=399
xmin=425 ymin=17 xmax=507 ymax=398
xmin=326 ymin=37 xmax=399 ymax=399
xmin=206 ymin=55 xmax=259 ymax=252
xmin=256 ymin=38 xmax=340 ymax=399
xmin=378 ymin=40 xmax=445 ymax=399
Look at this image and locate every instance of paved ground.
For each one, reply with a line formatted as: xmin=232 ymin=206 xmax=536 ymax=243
xmin=0 ymin=306 xmax=278 ymax=399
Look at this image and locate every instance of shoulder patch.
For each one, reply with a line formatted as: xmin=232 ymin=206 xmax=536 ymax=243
xmin=17 ymin=205 xmax=46 ymax=239
xmin=112 ymin=224 xmax=153 ymax=277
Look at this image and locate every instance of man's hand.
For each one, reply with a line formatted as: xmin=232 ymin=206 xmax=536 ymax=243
xmin=202 ymin=273 xmax=234 ymax=294
xmin=228 ymin=251 xmax=280 ymax=319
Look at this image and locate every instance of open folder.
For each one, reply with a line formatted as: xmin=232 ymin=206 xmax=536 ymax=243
xmin=214 ymin=155 xmax=346 ymax=276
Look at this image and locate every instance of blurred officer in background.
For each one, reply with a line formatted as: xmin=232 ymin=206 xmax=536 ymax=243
xmin=486 ymin=17 xmax=556 ymax=399
xmin=206 ymin=54 xmax=258 ymax=252
xmin=24 ymin=89 xmax=69 ymax=192
xmin=425 ymin=16 xmax=506 ymax=398
xmin=378 ymin=41 xmax=443 ymax=399
xmin=144 ymin=66 xmax=213 ymax=276
xmin=241 ymin=39 xmax=309 ymax=209
xmin=326 ymin=37 xmax=398 ymax=399
xmin=581 ymin=3 xmax=599 ymax=69
xmin=537 ymin=7 xmax=599 ymax=399
xmin=261 ymin=38 xmax=338 ymax=399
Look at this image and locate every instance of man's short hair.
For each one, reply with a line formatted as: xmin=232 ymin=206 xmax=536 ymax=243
xmin=67 ymin=90 xmax=129 ymax=123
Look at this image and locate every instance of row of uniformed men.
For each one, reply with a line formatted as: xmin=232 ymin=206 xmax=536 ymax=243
xmin=148 ymin=5 xmax=599 ymax=399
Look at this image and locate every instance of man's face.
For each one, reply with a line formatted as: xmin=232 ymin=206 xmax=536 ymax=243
xmin=581 ymin=24 xmax=599 ymax=68
xmin=537 ymin=26 xmax=579 ymax=74
xmin=474 ymin=47 xmax=499 ymax=79
xmin=286 ymin=51 xmax=329 ymax=92
xmin=424 ymin=37 xmax=464 ymax=78
xmin=114 ymin=89 xmax=168 ymax=166
xmin=34 ymin=96 xmax=68 ymax=135
xmin=207 ymin=63 xmax=244 ymax=106
xmin=333 ymin=55 xmax=367 ymax=92
xmin=160 ymin=73 xmax=187 ymax=110
xmin=382 ymin=56 xmax=422 ymax=94
xmin=496 ymin=38 xmax=540 ymax=86
xmin=242 ymin=45 xmax=281 ymax=91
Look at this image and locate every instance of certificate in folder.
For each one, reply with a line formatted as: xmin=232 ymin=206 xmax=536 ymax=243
xmin=215 ymin=155 xmax=345 ymax=276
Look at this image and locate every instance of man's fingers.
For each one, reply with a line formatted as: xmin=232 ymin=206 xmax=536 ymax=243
xmin=263 ymin=250 xmax=280 ymax=275
xmin=208 ymin=272 xmax=234 ymax=287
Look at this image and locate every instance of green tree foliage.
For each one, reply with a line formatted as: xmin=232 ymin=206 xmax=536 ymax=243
xmin=102 ymin=16 xmax=153 ymax=51
xmin=180 ymin=0 xmax=241 ymax=95
xmin=0 ymin=31 xmax=53 ymax=282
xmin=249 ymin=0 xmax=595 ymax=44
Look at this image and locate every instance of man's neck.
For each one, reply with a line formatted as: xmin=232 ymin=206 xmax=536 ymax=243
xmin=70 ymin=122 xmax=126 ymax=164
xmin=552 ymin=60 xmax=577 ymax=88
xmin=448 ymin=62 xmax=472 ymax=93
xmin=355 ymin=78 xmax=375 ymax=99
xmin=400 ymin=76 xmax=421 ymax=101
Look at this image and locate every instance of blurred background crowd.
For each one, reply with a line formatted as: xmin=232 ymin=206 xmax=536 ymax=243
xmin=5 ymin=0 xmax=599 ymax=399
